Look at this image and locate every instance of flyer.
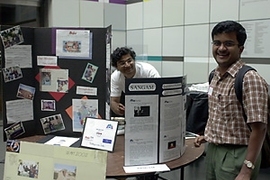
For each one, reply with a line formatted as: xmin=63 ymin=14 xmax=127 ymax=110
xmin=81 ymin=118 xmax=118 ymax=152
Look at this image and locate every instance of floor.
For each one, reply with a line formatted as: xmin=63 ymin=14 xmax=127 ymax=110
xmin=1 ymin=121 xmax=270 ymax=180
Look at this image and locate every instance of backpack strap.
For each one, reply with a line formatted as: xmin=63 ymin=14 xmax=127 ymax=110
xmin=208 ymin=65 xmax=257 ymax=106
xmin=208 ymin=69 xmax=215 ymax=84
xmin=234 ymin=65 xmax=257 ymax=122
xmin=234 ymin=65 xmax=257 ymax=105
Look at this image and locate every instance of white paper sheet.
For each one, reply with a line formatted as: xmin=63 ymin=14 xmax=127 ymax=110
xmin=40 ymin=68 xmax=69 ymax=93
xmin=45 ymin=136 xmax=80 ymax=147
xmin=123 ymin=164 xmax=170 ymax=173
xmin=56 ymin=29 xmax=91 ymax=58
xmin=5 ymin=45 xmax=32 ymax=68
xmin=125 ymin=94 xmax=159 ymax=166
xmin=37 ymin=56 xmax=57 ymax=66
xmin=6 ymin=99 xmax=33 ymax=123
xmin=76 ymin=86 xmax=97 ymax=96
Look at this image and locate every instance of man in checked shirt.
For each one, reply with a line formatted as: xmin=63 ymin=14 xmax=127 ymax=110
xmin=194 ymin=20 xmax=268 ymax=180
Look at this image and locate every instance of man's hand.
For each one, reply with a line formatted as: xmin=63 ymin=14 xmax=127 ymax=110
xmin=117 ymin=103 xmax=125 ymax=116
xmin=111 ymin=97 xmax=125 ymax=116
xmin=194 ymin=135 xmax=206 ymax=147
xmin=235 ymin=169 xmax=252 ymax=180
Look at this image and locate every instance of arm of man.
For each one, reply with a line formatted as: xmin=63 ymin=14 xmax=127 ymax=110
xmin=235 ymin=71 xmax=269 ymax=179
xmin=194 ymin=135 xmax=207 ymax=147
xmin=110 ymin=96 xmax=125 ymax=116
xmin=236 ymin=122 xmax=267 ymax=180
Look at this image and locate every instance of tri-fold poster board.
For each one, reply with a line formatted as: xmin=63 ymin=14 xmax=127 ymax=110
xmin=0 ymin=25 xmax=112 ymax=140
xmin=0 ymin=25 xmax=113 ymax=179
xmin=124 ymin=76 xmax=187 ymax=166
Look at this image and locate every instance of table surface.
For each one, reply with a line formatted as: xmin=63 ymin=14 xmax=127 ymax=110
xmin=19 ymin=135 xmax=205 ymax=178
xmin=106 ymin=135 xmax=205 ymax=177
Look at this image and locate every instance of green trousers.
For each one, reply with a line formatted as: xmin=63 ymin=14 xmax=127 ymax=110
xmin=205 ymin=143 xmax=261 ymax=180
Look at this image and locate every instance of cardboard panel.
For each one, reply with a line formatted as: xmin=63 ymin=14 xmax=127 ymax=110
xmin=1 ymin=26 xmax=109 ymax=140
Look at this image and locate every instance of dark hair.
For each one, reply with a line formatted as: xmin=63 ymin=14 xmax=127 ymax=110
xmin=211 ymin=20 xmax=247 ymax=46
xmin=111 ymin=47 xmax=136 ymax=67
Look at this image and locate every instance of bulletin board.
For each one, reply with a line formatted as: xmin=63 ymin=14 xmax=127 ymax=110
xmin=0 ymin=25 xmax=112 ymax=140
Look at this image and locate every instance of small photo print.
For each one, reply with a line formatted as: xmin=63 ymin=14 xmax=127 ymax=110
xmin=168 ymin=141 xmax=176 ymax=150
xmin=4 ymin=121 xmax=25 ymax=140
xmin=17 ymin=159 xmax=39 ymax=178
xmin=57 ymin=78 xmax=69 ymax=93
xmin=6 ymin=140 xmax=20 ymax=153
xmin=2 ymin=66 xmax=23 ymax=83
xmin=53 ymin=163 xmax=77 ymax=180
xmin=63 ymin=40 xmax=81 ymax=53
xmin=41 ymin=71 xmax=51 ymax=85
xmin=82 ymin=63 xmax=98 ymax=83
xmin=134 ymin=106 xmax=150 ymax=117
xmin=17 ymin=83 xmax=35 ymax=100
xmin=72 ymin=99 xmax=98 ymax=132
xmin=0 ymin=25 xmax=24 ymax=49
xmin=41 ymin=100 xmax=56 ymax=111
xmin=40 ymin=114 xmax=65 ymax=134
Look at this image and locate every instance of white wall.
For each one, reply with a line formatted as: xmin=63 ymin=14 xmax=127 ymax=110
xmin=126 ymin=0 xmax=270 ymax=84
xmin=47 ymin=0 xmax=270 ymax=84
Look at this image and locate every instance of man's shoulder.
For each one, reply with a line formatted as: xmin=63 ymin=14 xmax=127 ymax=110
xmin=135 ymin=62 xmax=160 ymax=77
xmin=136 ymin=62 xmax=155 ymax=70
xmin=242 ymin=66 xmax=265 ymax=81
xmin=111 ymin=69 xmax=120 ymax=76
xmin=111 ymin=70 xmax=123 ymax=80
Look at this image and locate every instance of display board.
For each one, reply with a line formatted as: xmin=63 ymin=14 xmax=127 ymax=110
xmin=0 ymin=25 xmax=111 ymax=140
xmin=4 ymin=140 xmax=107 ymax=180
xmin=124 ymin=76 xmax=187 ymax=166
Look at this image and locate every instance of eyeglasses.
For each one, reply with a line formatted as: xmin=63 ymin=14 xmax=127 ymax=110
xmin=212 ymin=40 xmax=239 ymax=48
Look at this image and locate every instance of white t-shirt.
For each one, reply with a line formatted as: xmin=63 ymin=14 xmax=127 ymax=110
xmin=110 ymin=62 xmax=160 ymax=97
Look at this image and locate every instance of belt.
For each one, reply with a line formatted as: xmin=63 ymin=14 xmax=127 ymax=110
xmin=212 ymin=143 xmax=247 ymax=148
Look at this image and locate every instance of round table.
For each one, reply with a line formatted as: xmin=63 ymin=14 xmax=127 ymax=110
xmin=106 ymin=135 xmax=205 ymax=179
xmin=19 ymin=134 xmax=205 ymax=179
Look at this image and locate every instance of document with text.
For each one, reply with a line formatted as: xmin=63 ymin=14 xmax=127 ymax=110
xmin=124 ymin=76 xmax=186 ymax=166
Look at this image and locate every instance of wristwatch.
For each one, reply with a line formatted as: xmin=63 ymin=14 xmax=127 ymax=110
xmin=244 ymin=160 xmax=255 ymax=169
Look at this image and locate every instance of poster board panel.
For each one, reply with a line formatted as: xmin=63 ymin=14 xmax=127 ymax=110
xmin=4 ymin=141 xmax=107 ymax=180
xmin=1 ymin=26 xmax=109 ymax=140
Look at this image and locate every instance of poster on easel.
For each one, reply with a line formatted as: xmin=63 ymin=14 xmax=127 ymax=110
xmin=124 ymin=76 xmax=187 ymax=166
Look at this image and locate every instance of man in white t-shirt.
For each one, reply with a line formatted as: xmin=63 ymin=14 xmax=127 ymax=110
xmin=110 ymin=47 xmax=160 ymax=116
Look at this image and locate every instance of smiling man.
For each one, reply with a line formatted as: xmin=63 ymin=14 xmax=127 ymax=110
xmin=194 ymin=20 xmax=268 ymax=180
xmin=110 ymin=47 xmax=160 ymax=116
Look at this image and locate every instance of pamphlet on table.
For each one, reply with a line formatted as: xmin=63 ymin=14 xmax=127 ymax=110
xmin=81 ymin=117 xmax=118 ymax=152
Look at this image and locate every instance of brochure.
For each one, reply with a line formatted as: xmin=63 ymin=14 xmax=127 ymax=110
xmin=81 ymin=117 xmax=118 ymax=152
